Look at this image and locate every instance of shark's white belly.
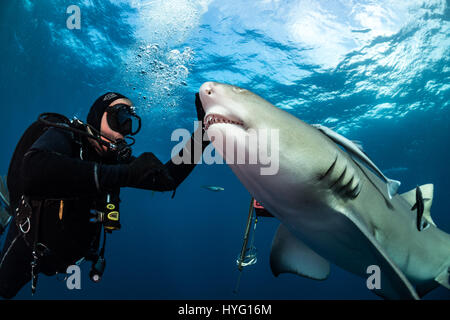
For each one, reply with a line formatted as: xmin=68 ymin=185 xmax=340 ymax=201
xmin=231 ymin=164 xmax=376 ymax=277
xmin=237 ymin=165 xmax=447 ymax=286
xmin=270 ymin=201 xmax=377 ymax=278
xmin=262 ymin=184 xmax=449 ymax=288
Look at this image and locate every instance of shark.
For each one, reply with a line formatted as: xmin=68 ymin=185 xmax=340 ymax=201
xmin=202 ymin=185 xmax=225 ymax=192
xmin=198 ymin=81 xmax=450 ymax=299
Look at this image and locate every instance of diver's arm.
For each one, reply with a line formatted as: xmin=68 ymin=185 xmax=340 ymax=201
xmin=163 ymin=124 xmax=209 ymax=190
xmin=22 ymin=150 xmax=116 ymax=197
xmin=159 ymin=93 xmax=209 ymax=191
xmin=148 ymin=92 xmax=210 ymax=192
xmin=124 ymin=94 xmax=210 ymax=192
xmin=123 ymin=128 xmax=208 ymax=193
xmin=24 ymin=129 xmax=203 ymax=195
xmin=22 ymin=128 xmax=128 ymax=197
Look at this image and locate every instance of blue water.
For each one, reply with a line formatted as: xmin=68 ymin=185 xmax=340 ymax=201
xmin=0 ymin=0 xmax=449 ymax=299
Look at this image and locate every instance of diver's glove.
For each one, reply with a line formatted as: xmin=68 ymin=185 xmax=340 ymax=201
xmin=125 ymin=152 xmax=176 ymax=190
xmin=195 ymin=93 xmax=206 ymax=125
xmin=195 ymin=93 xmax=210 ymax=150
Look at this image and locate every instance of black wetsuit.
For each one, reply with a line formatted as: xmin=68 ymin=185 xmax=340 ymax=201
xmin=0 ymin=124 xmax=203 ymax=299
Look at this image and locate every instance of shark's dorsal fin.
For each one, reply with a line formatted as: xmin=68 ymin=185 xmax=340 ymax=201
xmin=401 ymin=184 xmax=435 ymax=227
xmin=270 ymin=224 xmax=330 ymax=280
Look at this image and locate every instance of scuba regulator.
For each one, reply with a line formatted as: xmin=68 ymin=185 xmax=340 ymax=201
xmin=68 ymin=116 xmax=135 ymax=164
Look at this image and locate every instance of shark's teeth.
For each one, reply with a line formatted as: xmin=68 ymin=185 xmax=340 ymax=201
xmin=204 ymin=114 xmax=244 ymax=131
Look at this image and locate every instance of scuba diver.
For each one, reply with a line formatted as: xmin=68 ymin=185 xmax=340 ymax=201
xmin=0 ymin=92 xmax=209 ymax=299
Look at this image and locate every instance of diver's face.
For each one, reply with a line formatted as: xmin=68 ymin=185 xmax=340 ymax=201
xmin=95 ymin=98 xmax=131 ymax=154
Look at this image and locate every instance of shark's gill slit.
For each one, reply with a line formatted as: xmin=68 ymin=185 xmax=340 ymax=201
xmin=330 ymin=166 xmax=347 ymax=189
xmin=320 ymin=155 xmax=338 ymax=181
xmin=338 ymin=175 xmax=354 ymax=194
xmin=348 ymin=181 xmax=361 ymax=198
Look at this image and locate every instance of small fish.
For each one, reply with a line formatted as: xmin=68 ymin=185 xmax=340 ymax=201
xmin=411 ymin=186 xmax=424 ymax=231
xmin=202 ymin=186 xmax=225 ymax=192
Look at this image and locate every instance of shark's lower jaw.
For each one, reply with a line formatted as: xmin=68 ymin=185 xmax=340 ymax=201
xmin=204 ymin=113 xmax=244 ymax=131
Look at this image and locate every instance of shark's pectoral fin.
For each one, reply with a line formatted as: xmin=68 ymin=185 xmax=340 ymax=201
xmin=270 ymin=224 xmax=330 ymax=280
xmin=434 ymin=266 xmax=450 ymax=290
xmin=402 ymin=184 xmax=436 ymax=227
xmin=341 ymin=211 xmax=420 ymax=300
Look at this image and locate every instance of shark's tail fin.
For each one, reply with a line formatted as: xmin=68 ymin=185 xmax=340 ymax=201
xmin=387 ymin=179 xmax=401 ymax=199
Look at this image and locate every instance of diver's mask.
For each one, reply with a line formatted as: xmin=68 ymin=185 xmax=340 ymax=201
xmin=101 ymin=104 xmax=141 ymax=163
xmin=106 ymin=104 xmax=141 ymax=136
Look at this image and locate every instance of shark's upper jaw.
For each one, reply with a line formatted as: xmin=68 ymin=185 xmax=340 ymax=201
xmin=200 ymin=82 xmax=247 ymax=132
xmin=204 ymin=113 xmax=244 ymax=131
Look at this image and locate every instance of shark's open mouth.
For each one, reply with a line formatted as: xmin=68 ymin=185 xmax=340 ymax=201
xmin=204 ymin=114 xmax=244 ymax=131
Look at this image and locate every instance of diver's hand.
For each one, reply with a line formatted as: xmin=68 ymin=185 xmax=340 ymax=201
xmin=194 ymin=93 xmax=211 ymax=150
xmin=126 ymin=152 xmax=175 ymax=190
xmin=195 ymin=93 xmax=205 ymax=124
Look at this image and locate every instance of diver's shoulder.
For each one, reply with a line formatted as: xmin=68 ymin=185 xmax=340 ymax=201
xmin=43 ymin=126 xmax=77 ymax=142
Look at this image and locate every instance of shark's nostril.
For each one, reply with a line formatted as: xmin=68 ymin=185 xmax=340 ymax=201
xmin=200 ymin=82 xmax=215 ymax=97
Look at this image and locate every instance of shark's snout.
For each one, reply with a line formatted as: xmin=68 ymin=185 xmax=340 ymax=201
xmin=199 ymin=81 xmax=245 ymax=131
xmin=200 ymin=81 xmax=214 ymax=95
xmin=199 ymin=81 xmax=216 ymax=110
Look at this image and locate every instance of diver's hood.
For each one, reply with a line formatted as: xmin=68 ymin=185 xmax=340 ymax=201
xmin=87 ymin=92 xmax=129 ymax=133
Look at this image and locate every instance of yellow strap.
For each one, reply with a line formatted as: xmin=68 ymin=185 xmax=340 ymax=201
xmin=59 ymin=200 xmax=64 ymax=220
